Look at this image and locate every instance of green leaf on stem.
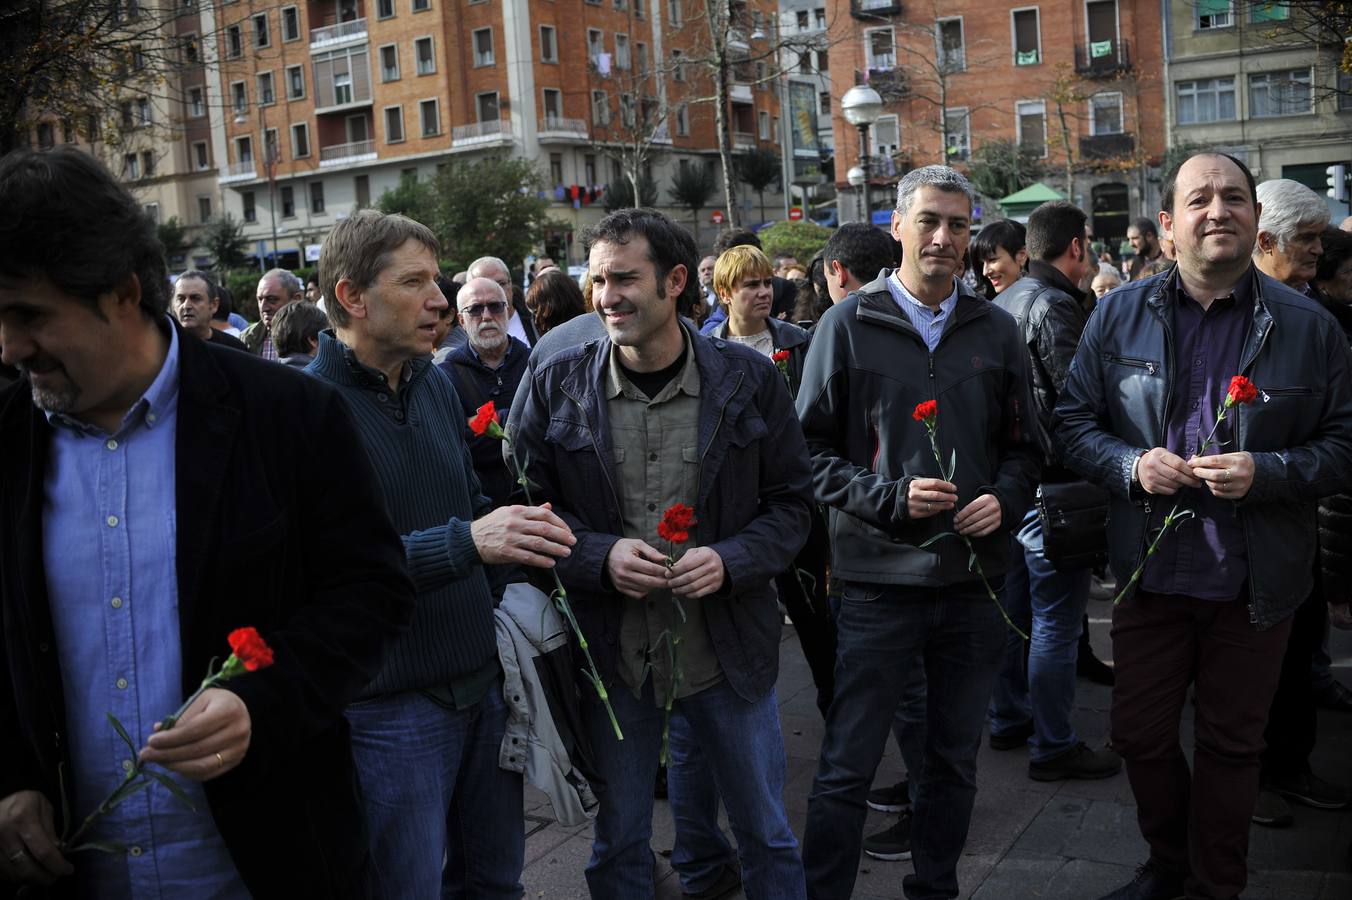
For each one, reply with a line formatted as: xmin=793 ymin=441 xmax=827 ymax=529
xmin=145 ymin=769 xmax=196 ymax=812
xmin=967 ymin=548 xmax=978 ymax=571
xmin=99 ymin=778 xmax=152 ymax=816
xmin=57 ymin=763 xmax=72 ymax=842
xmin=947 ymin=448 xmax=957 ymax=482
xmin=67 ymin=840 xmax=128 ymax=855
xmin=106 ymin=713 xmax=136 ymax=755
xmin=919 ymin=531 xmax=956 ymax=549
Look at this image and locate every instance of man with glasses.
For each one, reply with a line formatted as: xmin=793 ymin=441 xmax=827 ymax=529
xmin=467 ymin=256 xmax=538 ymax=347
xmin=440 ymin=278 xmax=530 ymax=508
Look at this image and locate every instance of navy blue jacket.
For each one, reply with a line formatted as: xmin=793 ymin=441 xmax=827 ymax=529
xmin=508 ymin=324 xmax=813 ymax=702
xmin=1055 ymin=267 xmax=1352 ymax=627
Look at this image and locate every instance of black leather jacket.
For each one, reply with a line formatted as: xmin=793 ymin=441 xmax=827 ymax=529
xmin=796 ymin=271 xmax=1041 ymax=586
xmin=1054 ymin=267 xmax=1352 ymax=628
xmin=992 ymin=262 xmax=1088 ymax=470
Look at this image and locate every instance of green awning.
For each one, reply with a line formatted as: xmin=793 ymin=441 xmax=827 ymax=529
xmin=998 ymin=182 xmax=1065 ymax=217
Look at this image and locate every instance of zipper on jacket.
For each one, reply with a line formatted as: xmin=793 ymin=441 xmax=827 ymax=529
xmin=561 ymin=386 xmax=622 ymax=516
xmin=1105 ymin=354 xmax=1157 ymax=375
xmin=698 ymin=372 xmax=742 ymax=512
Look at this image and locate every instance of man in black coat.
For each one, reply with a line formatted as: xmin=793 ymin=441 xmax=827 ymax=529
xmin=0 ymin=149 xmax=413 ymax=897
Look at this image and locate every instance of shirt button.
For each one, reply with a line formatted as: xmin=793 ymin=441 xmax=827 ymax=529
xmin=105 ymin=439 xmax=118 ymax=450
xmin=1195 ymin=359 xmax=1203 ymax=367
xmin=377 ymin=393 xmax=389 ymax=402
xmin=394 ymin=410 xmax=405 ymax=420
xmin=39 ymin=642 xmax=50 ymax=653
xmin=146 ymin=413 xmax=156 ymax=424
xmin=116 ymin=678 xmax=128 ymax=690
xmin=649 ymin=452 xmax=658 ymax=461
xmin=106 ymin=515 xmax=119 ymax=527
xmin=647 ymin=502 xmax=656 ymax=511
xmin=122 ymin=759 xmax=134 ymax=772
xmin=128 ymin=846 xmax=143 ymax=857
xmin=111 ymin=597 xmax=123 ymax=609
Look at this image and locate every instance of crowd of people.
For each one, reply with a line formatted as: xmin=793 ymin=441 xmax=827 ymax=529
xmin=2 ymin=144 xmax=1352 ymax=900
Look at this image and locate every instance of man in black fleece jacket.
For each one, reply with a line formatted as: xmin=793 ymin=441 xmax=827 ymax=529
xmin=308 ymin=209 xmax=575 ymax=898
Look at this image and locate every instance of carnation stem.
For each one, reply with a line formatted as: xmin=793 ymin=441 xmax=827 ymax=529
xmin=1110 ymin=504 xmax=1194 ymax=605
xmin=508 ymin=442 xmax=624 ymax=741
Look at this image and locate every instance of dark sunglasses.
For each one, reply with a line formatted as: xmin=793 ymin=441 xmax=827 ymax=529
xmin=460 ymin=300 xmax=507 ymax=317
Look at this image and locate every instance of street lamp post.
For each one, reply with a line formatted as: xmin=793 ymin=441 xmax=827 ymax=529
xmin=841 ymin=85 xmax=883 ymax=226
xmin=846 ymin=165 xmax=865 ymax=222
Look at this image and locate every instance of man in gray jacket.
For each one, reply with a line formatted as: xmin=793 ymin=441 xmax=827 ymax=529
xmin=798 ymin=166 xmax=1040 ymax=900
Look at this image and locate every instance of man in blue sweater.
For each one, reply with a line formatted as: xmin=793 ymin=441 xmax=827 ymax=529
xmin=308 ymin=209 xmax=576 ymax=898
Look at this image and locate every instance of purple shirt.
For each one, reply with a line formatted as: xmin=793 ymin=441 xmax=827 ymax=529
xmin=1141 ymin=271 xmax=1253 ymax=601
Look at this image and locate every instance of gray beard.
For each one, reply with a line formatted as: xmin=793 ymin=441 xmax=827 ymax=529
xmin=26 ymin=376 xmax=79 ymax=415
xmin=471 ymin=331 xmax=508 ymax=355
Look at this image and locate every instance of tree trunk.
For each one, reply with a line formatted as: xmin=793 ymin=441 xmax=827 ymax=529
xmin=1056 ymin=102 xmax=1075 ymax=206
xmin=758 ymin=188 xmax=765 ymax=225
xmin=707 ymin=0 xmax=740 ymax=227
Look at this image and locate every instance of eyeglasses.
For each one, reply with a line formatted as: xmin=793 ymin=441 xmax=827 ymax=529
xmin=460 ymin=300 xmax=507 ymax=318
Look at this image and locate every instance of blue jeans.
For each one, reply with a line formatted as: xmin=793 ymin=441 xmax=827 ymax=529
xmin=987 ymin=514 xmax=1093 ymax=763
xmin=345 ymin=683 xmax=524 ymax=899
xmin=803 ymin=581 xmax=1007 ymax=900
xmin=583 ymin=677 xmax=805 ymax=900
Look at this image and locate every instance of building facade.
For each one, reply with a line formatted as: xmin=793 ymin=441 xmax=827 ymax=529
xmin=1164 ymin=0 xmax=1351 ymax=220
xmin=826 ymin=0 xmax=1167 ymax=240
xmin=204 ymin=0 xmax=786 ymax=264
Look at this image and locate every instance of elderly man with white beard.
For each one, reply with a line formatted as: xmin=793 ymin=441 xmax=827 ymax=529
xmin=439 ymin=277 xmax=531 ymax=508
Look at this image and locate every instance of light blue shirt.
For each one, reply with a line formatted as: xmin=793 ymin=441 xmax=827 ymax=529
xmin=886 ymin=271 xmax=958 ymax=352
xmin=42 ymin=323 xmax=247 ymax=898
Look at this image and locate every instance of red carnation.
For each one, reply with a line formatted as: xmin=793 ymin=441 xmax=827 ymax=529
xmin=1226 ymin=375 xmax=1258 ymax=407
xmin=469 ymin=400 xmax=505 ymax=439
xmin=912 ymin=400 xmax=938 ymax=423
xmin=771 ymin=350 xmax=790 ymax=364
xmin=227 ymin=627 xmax=274 ymax=672
xmin=658 ymin=503 xmax=697 ymax=545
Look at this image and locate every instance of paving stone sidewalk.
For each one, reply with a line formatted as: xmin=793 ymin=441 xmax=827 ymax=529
xmin=521 ymin=596 xmax=1352 ymax=899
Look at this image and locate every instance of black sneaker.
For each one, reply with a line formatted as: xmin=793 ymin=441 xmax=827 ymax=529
xmin=1314 ymin=680 xmax=1352 ymax=713
xmin=1096 ymin=859 xmax=1185 ymax=900
xmin=866 ymin=777 xmax=911 ymax=813
xmin=682 ymin=861 xmax=742 ymax=900
xmin=989 ymin=720 xmax=1035 ymax=751
xmin=862 ymin=812 xmax=912 ymax=861
xmin=1028 ymin=743 xmax=1123 ymax=782
xmin=1250 ymin=788 xmax=1294 ymax=828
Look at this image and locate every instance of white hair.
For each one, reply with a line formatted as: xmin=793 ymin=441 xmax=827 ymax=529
xmin=1255 ymin=178 xmax=1330 ymax=253
xmin=895 ymin=165 xmax=974 ymax=219
xmin=467 ymin=256 xmax=510 ymax=278
xmin=260 ymin=267 xmax=302 ymax=296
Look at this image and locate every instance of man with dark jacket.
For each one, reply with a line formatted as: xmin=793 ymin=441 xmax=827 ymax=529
xmin=986 ymin=201 xmax=1122 ymax=780
xmin=1055 ymin=151 xmax=1352 ymax=900
xmin=439 ymin=277 xmax=531 ymax=508
xmin=308 ymin=210 xmax=576 ymax=898
xmin=0 ymin=149 xmax=413 ymax=897
xmin=510 ymin=208 xmax=813 ymax=899
xmin=798 ymin=165 xmax=1041 ymax=900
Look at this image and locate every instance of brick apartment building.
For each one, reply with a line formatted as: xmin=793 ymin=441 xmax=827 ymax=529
xmin=827 ymin=0 xmax=1167 ymax=240
xmin=200 ymin=0 xmax=787 ymax=265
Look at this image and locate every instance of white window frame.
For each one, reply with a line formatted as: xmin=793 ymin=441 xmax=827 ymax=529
xmin=1016 ymin=99 xmax=1048 ymax=157
xmin=1010 ymin=6 xmax=1041 ymax=66
xmin=1083 ymin=0 xmax=1122 ymax=46
xmin=252 ymin=12 xmax=270 ymax=48
xmin=671 ymin=48 xmax=684 ymax=81
xmin=412 ymin=0 xmax=431 ymax=10
xmin=944 ymin=106 xmax=971 ymax=160
xmin=226 ymin=24 xmax=242 ymax=58
xmin=676 ymin=103 xmax=689 ymax=135
xmin=286 ymin=64 xmax=305 ymax=100
xmin=936 ymin=16 xmax=965 ymax=73
xmin=291 ymin=122 xmax=310 ymax=157
xmin=620 ymin=93 xmax=635 ymax=127
xmin=420 ymin=98 xmax=441 ymax=136
xmin=1175 ymin=76 xmax=1237 ymax=125
xmin=281 ymin=5 xmax=300 ymax=42
xmin=758 ymin=109 xmax=770 ymax=139
xmin=197 ymin=195 xmax=212 ymax=224
xmin=592 ymin=90 xmax=610 ymax=125
xmin=234 ymin=134 xmax=254 ymax=165
xmin=870 ymin=114 xmax=899 ymax=157
xmin=1248 ymin=68 xmax=1313 ymax=118
xmin=379 ymin=44 xmax=400 ymax=81
xmin=615 ymin=33 xmax=631 ymax=70
xmin=476 ymin=91 xmax=501 ymax=122
xmin=1088 ymin=91 xmax=1123 ymax=134
xmin=864 ymin=27 xmax=896 ymax=71
xmin=188 ymin=86 xmax=205 ymax=117
xmin=257 ymin=71 xmax=275 ymax=106
xmin=310 ymin=181 xmax=326 ymax=214
xmin=668 ymin=0 xmax=681 ymax=26
xmin=540 ymin=25 xmax=558 ymax=63
xmin=542 ymin=87 xmax=563 ymax=119
xmin=384 ymin=104 xmax=405 ymax=142
xmin=473 ymin=28 xmax=494 ymax=67
xmin=1196 ymin=0 xmax=1234 ymax=30
xmin=280 ymin=185 xmax=296 ymax=219
xmin=192 ymin=140 xmax=209 ymax=169
xmin=415 ymin=36 xmax=435 ymax=75
xmin=230 ymin=80 xmax=247 ymax=115
xmin=376 ymin=0 xmax=395 ymax=19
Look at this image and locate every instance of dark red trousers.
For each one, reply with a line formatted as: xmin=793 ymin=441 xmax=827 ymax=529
xmin=1110 ymin=589 xmax=1291 ymax=900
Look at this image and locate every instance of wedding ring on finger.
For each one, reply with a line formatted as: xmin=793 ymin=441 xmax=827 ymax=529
xmin=1224 ymin=468 xmax=1232 ymax=484
xmin=215 ymin=751 xmax=224 ymax=769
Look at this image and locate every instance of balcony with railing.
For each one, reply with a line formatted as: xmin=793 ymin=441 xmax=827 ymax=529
xmin=1080 ymin=132 xmax=1135 ymax=160
xmin=218 ymin=160 xmax=258 ymax=184
xmin=319 ymin=139 xmax=376 ymax=167
xmin=851 ymin=0 xmax=902 ymax=18
xmin=311 ymin=17 xmax=367 ymax=50
xmin=537 ymin=116 xmax=590 ymax=142
xmin=732 ymin=131 xmax=757 ymax=151
xmin=650 ymin=122 xmax=673 ymax=145
xmin=452 ymin=118 xmax=513 ymax=150
xmin=1075 ymin=39 xmax=1131 ymax=77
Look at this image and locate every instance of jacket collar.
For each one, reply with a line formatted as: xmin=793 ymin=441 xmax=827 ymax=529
xmin=311 ymin=329 xmax=432 ymax=391
xmin=1027 ymin=260 xmax=1086 ymax=307
xmin=854 ymin=268 xmax=988 ymax=337
xmin=710 ymin=314 xmax=809 ymax=351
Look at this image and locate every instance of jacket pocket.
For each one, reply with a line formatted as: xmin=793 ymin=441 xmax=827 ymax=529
xmin=1103 ymin=354 xmax=1159 ymax=375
